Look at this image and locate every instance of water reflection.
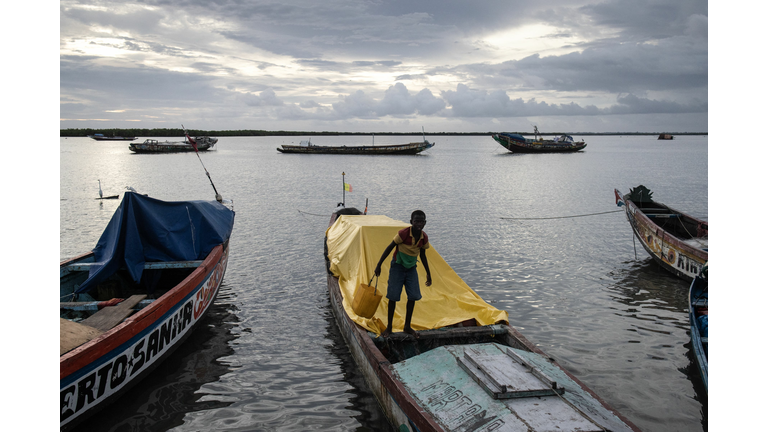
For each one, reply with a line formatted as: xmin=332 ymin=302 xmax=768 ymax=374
xmin=319 ymin=297 xmax=391 ymax=431
xmin=603 ymin=259 xmax=706 ymax=431
xmin=683 ymin=340 xmax=708 ymax=431
xmin=606 ymin=259 xmax=689 ymax=317
xmin=71 ymin=289 xmax=240 ymax=432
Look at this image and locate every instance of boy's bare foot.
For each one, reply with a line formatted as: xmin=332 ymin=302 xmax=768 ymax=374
xmin=380 ymin=329 xmax=392 ymax=338
xmin=403 ymin=327 xmax=419 ymax=339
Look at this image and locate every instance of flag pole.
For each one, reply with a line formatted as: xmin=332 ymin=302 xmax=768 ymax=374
xmin=342 ymin=172 xmax=345 ymax=206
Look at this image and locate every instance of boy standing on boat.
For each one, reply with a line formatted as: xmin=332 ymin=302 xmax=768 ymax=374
xmin=374 ymin=210 xmax=432 ymax=338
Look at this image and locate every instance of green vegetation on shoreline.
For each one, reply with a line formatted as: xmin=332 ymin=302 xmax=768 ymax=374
xmin=60 ymin=128 xmax=707 ymax=138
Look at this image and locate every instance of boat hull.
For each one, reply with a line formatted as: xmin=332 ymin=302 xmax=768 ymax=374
xmin=689 ymin=274 xmax=708 ymax=393
xmin=89 ymin=135 xmax=137 ymax=141
xmin=325 ymin=212 xmax=639 ymax=432
xmin=492 ymin=134 xmax=586 ymax=153
xmin=129 ymin=143 xmax=212 ymax=153
xmin=277 ymin=141 xmax=434 ymax=155
xmin=59 ymin=242 xmax=230 ymax=430
xmin=615 ymin=189 xmax=707 ymax=281
xmin=129 ymin=137 xmax=217 ymax=153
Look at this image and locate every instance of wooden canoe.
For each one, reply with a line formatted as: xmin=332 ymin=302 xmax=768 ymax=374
xmin=325 ymin=208 xmax=640 ymax=432
xmin=60 ymin=193 xmax=234 ymax=430
xmin=615 ymin=186 xmax=708 ymax=281
xmin=492 ymin=133 xmax=587 ymax=153
xmin=277 ymin=140 xmax=434 ymax=154
xmin=689 ymin=266 xmax=708 ymax=394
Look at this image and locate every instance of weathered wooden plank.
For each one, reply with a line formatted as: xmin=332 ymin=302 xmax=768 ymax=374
xmin=79 ymin=295 xmax=147 ymax=332
xmin=506 ymin=396 xmax=603 ymax=432
xmin=371 ymin=324 xmax=508 ymax=342
xmin=646 ymin=214 xmax=681 ymax=218
xmin=60 ymin=299 xmax=154 ymax=312
xmin=60 ymin=318 xmax=103 ymax=355
xmin=458 ymin=348 xmax=563 ymax=399
xmin=505 ymin=347 xmax=560 ymax=390
xmin=65 ymin=260 xmax=203 ymax=272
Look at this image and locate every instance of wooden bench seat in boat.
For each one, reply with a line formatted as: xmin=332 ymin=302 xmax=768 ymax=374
xmin=79 ymin=294 xmax=147 ymax=332
xmin=60 ymin=295 xmax=147 ymax=355
xmin=645 ymin=213 xmax=681 ymax=218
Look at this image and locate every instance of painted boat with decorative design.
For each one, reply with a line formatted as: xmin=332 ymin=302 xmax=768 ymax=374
xmin=59 ymin=192 xmax=235 ymax=430
xmin=324 ymin=208 xmax=640 ymax=432
xmin=615 ymin=186 xmax=708 ymax=281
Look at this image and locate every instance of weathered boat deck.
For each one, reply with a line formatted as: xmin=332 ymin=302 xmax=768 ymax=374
xmin=391 ymin=342 xmax=635 ymax=432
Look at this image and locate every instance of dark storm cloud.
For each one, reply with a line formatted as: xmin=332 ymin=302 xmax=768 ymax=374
xmin=579 ymin=0 xmax=707 ymax=41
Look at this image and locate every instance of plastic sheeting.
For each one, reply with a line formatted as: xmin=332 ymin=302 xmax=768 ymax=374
xmin=325 ymin=215 xmax=509 ymax=335
xmin=75 ymin=192 xmax=235 ymax=294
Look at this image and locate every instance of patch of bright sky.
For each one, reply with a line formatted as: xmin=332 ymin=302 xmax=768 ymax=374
xmin=64 ymin=38 xmax=127 ymax=58
xmin=480 ymin=23 xmax=589 ymax=61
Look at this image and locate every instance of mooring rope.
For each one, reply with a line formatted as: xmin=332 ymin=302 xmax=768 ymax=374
xmin=298 ymin=209 xmax=328 ymax=217
xmin=500 ymin=209 xmax=623 ymax=220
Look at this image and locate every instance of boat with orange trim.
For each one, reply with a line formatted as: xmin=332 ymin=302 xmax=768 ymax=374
xmin=59 ymin=191 xmax=234 ymax=430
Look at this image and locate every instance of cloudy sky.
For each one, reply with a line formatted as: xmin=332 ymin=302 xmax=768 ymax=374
xmin=59 ymin=0 xmax=709 ymax=133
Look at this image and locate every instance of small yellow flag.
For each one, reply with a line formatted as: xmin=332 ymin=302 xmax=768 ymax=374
xmin=344 ymin=183 xmax=353 ymax=192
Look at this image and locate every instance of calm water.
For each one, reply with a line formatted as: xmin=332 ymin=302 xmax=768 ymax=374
xmin=61 ymin=134 xmax=708 ymax=431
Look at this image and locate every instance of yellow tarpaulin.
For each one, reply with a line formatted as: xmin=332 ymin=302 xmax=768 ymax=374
xmin=325 ymin=214 xmax=509 ymax=335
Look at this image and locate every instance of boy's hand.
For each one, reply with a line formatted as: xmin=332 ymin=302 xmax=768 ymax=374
xmin=374 ymin=265 xmax=381 ymax=277
xmin=425 ymin=275 xmax=432 ymax=286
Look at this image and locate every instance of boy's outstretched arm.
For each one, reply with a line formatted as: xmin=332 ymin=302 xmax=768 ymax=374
xmin=374 ymin=241 xmax=397 ymax=276
xmin=420 ymin=248 xmax=432 ymax=286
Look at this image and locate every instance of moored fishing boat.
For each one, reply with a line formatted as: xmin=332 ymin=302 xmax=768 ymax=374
xmin=688 ymin=264 xmax=708 ymax=394
xmin=492 ymin=126 xmax=586 ymax=153
xmin=129 ymin=136 xmax=218 ymax=153
xmin=60 ymin=192 xmax=235 ymax=430
xmin=324 ymin=209 xmax=640 ymax=431
xmin=88 ymin=134 xmax=137 ymax=141
xmin=277 ymin=139 xmax=434 ymax=155
xmin=615 ymin=185 xmax=708 ymax=280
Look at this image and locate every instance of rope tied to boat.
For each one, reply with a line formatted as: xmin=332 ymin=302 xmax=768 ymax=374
xmin=500 ymin=210 xmax=622 ymax=220
xmin=297 ymin=209 xmax=328 ymax=217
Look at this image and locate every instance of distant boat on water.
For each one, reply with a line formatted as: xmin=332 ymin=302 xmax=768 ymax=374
xmin=658 ymin=134 xmax=674 ymax=140
xmin=277 ymin=140 xmax=434 ymax=155
xmin=129 ymin=136 xmax=218 ymax=153
xmin=492 ymin=126 xmax=587 ymax=153
xmin=277 ymin=129 xmax=435 ymax=155
xmin=88 ymin=134 xmax=137 ymax=141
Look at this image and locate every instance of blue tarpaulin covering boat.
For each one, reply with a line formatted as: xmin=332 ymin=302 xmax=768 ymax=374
xmin=75 ymin=192 xmax=235 ymax=294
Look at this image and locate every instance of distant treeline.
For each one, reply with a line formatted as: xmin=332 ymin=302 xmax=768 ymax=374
xmin=60 ymin=128 xmax=707 ymax=137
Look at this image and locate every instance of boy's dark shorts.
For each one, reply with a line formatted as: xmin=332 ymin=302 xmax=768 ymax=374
xmin=387 ymin=261 xmax=421 ymax=301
